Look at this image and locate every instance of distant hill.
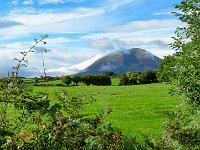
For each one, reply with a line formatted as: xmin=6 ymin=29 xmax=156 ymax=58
xmin=78 ymin=48 xmax=161 ymax=75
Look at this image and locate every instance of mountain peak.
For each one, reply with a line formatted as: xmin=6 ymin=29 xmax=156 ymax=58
xmin=78 ymin=48 xmax=161 ymax=75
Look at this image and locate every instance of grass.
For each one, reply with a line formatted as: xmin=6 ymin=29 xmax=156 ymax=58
xmin=32 ymin=82 xmax=179 ymax=139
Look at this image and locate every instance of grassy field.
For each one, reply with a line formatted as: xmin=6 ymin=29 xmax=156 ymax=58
xmin=33 ymin=82 xmax=179 ymax=139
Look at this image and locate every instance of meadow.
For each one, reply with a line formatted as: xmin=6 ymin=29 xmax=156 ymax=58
xmin=32 ymin=79 xmax=179 ymax=139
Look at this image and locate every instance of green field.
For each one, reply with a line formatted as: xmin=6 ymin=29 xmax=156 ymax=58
xmin=33 ymin=82 xmax=179 ymax=139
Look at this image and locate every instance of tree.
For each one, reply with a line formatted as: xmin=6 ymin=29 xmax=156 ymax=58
xmin=126 ymin=72 xmax=139 ymax=79
xmin=119 ymin=76 xmax=129 ymax=86
xmin=129 ymin=77 xmax=137 ymax=85
xmin=71 ymin=76 xmax=81 ymax=86
xmin=62 ymin=76 xmax=72 ymax=86
xmin=155 ymin=1 xmax=200 ymax=149
xmin=156 ymin=55 xmax=176 ymax=82
xmin=103 ymin=72 xmax=116 ymax=77
xmin=137 ymin=70 xmax=157 ymax=84
xmin=170 ymin=0 xmax=200 ymax=104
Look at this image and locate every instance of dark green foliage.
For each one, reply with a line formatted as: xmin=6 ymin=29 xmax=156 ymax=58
xmin=103 ymin=71 xmax=116 ymax=77
xmin=62 ymin=76 xmax=72 ymax=86
xmin=126 ymin=72 xmax=139 ymax=79
xmin=81 ymin=74 xmax=112 ymax=86
xmin=137 ymin=70 xmax=157 ymax=84
xmin=71 ymin=76 xmax=81 ymax=86
xmin=156 ymin=55 xmax=176 ymax=82
xmin=81 ymin=74 xmax=93 ymax=86
xmin=119 ymin=71 xmax=157 ymax=86
xmin=170 ymin=0 xmax=200 ymax=105
xmin=119 ymin=76 xmax=129 ymax=86
xmin=129 ymin=77 xmax=138 ymax=85
xmin=34 ymin=77 xmax=39 ymax=83
xmin=151 ymin=0 xmax=200 ymax=149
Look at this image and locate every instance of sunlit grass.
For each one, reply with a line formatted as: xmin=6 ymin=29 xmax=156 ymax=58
xmin=33 ymin=82 xmax=179 ymax=139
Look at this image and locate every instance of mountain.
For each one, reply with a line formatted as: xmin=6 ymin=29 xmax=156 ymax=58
xmin=78 ymin=48 xmax=161 ymax=75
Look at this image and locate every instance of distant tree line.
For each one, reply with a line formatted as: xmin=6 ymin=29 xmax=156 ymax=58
xmin=62 ymin=74 xmax=112 ymax=86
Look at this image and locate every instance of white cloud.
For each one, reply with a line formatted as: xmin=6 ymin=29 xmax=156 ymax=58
xmin=88 ymin=39 xmax=114 ymax=50
xmin=9 ymin=8 xmax=102 ymax=25
xmin=0 ymin=38 xmax=105 ymax=77
xmin=82 ymin=19 xmax=186 ymax=58
xmin=46 ymin=54 xmax=103 ymax=76
xmin=110 ymin=19 xmax=182 ymax=32
xmin=153 ymin=11 xmax=172 ymax=16
xmin=11 ymin=0 xmax=19 ymax=5
xmin=0 ymin=2 xmax=183 ymax=77
xmin=22 ymin=0 xmax=34 ymax=5
xmin=45 ymin=37 xmax=75 ymax=45
xmin=2 ymin=0 xmax=137 ymax=41
xmin=104 ymin=0 xmax=136 ymax=11
xmin=38 ymin=0 xmax=86 ymax=4
xmin=0 ymin=7 xmax=107 ymax=40
xmin=73 ymin=54 xmax=103 ymax=70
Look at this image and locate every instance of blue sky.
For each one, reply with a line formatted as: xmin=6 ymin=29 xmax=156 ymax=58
xmin=0 ymin=0 xmax=183 ymax=77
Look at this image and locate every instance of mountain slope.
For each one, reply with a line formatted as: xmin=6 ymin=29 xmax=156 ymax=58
xmin=79 ymin=48 xmax=161 ymax=75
